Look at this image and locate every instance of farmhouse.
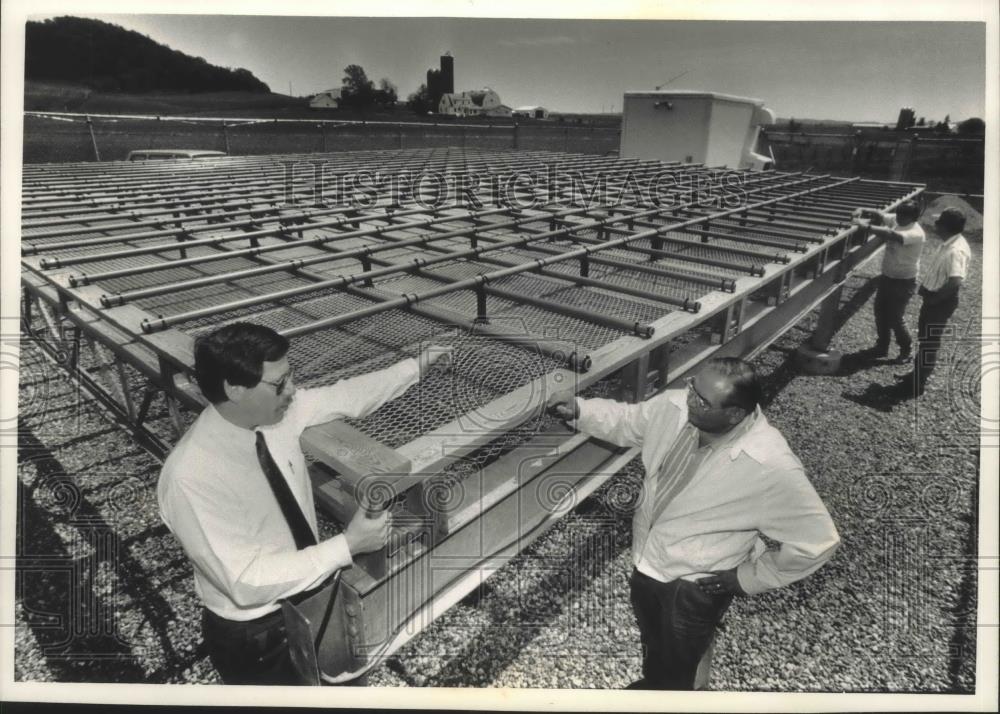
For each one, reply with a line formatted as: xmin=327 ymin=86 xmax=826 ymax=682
xmin=439 ymin=88 xmax=510 ymax=117
xmin=309 ymin=87 xmax=342 ymax=109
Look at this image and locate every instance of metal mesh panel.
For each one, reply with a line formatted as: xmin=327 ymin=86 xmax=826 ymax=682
xmin=56 ymin=242 xmax=245 ymax=279
xmin=133 ymin=270 xmax=316 ymax=317
xmin=540 ymin=260 xmax=704 ymax=304
xmin=424 ymin=355 xmax=632 ymax=488
xmin=699 ymin=218 xmax=822 ymax=249
xmin=657 ymin=231 xmax=771 ymax=269
xmin=22 ymin=147 xmax=920 ymax=461
xmin=182 ymin=287 xmax=379 ymax=334
xmin=96 ymin=252 xmax=261 ymax=292
xmin=283 ymin=306 xmax=448 ymax=382
xmin=346 ymin=335 xmax=564 ymax=447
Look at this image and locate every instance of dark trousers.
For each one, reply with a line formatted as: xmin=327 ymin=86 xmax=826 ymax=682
xmin=629 ymin=568 xmax=733 ymax=690
xmin=873 ymin=276 xmax=916 ymax=353
xmin=202 ymin=607 xmax=301 ymax=685
xmin=913 ymin=290 xmax=960 ymax=388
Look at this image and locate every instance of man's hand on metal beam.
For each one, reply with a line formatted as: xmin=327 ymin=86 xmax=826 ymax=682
xmin=547 ymin=391 xmax=580 ymax=421
xmin=852 ymin=208 xmax=885 ymax=227
xmin=344 ymin=506 xmax=391 ymax=556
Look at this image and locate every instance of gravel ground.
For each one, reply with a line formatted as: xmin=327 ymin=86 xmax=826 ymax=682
xmin=14 ymin=240 xmax=983 ymax=691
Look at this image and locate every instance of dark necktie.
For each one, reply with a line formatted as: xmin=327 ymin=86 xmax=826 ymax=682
xmin=255 ymin=431 xmax=318 ymax=550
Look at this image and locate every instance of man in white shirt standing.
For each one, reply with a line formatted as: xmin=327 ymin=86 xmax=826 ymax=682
xmin=157 ymin=321 xmax=451 ymax=684
xmin=851 ymin=200 xmax=925 ymax=363
xmin=895 ymin=206 xmax=972 ymax=396
xmin=549 ymin=358 xmax=840 ymax=690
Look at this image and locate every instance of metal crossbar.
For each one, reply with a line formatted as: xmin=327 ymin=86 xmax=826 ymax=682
xmin=121 ymin=173 xmax=844 ymax=333
xmin=19 ymin=145 xmax=925 ymax=678
xmin=21 ymin=147 xmax=920 ymax=457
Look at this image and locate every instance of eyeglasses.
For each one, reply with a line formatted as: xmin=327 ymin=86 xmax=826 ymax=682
xmin=684 ymin=376 xmax=713 ymax=410
xmin=685 ymin=375 xmax=750 ymax=414
xmin=259 ymin=369 xmax=294 ymax=396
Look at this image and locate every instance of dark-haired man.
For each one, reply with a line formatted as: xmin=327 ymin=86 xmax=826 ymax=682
xmin=549 ymin=358 xmax=839 ymax=690
xmin=895 ymin=206 xmax=971 ymax=395
xmin=851 ymin=200 xmax=925 ymax=363
xmin=157 ymin=322 xmax=451 ymax=685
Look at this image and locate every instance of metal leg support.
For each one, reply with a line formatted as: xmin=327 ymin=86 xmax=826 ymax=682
xmin=620 ymin=352 xmax=651 ymax=403
xmin=794 ymin=284 xmax=846 ymax=375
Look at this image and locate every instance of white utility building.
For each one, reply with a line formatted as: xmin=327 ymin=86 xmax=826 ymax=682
xmin=620 ymin=91 xmax=775 ymax=169
xmin=513 ymin=106 xmax=549 ymax=119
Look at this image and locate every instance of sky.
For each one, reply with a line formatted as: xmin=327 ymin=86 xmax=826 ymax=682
xmin=37 ymin=13 xmax=987 ymax=123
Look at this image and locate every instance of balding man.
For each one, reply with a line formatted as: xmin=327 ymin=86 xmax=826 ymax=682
xmin=852 ymin=200 xmax=926 ymax=363
xmin=549 ymin=357 xmax=840 ymax=690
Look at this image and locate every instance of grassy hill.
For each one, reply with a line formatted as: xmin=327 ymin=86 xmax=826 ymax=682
xmin=26 ymin=16 xmax=268 ymax=94
xmin=25 ymin=80 xmax=309 ymax=116
xmin=24 ymin=81 xmax=593 ymax=124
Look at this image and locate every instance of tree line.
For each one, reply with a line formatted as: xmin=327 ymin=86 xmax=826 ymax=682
xmin=338 ymin=64 xmax=439 ymax=115
xmin=784 ymin=116 xmax=984 ymax=136
xmin=337 ymin=64 xmax=397 ymax=109
xmin=25 ymin=16 xmax=270 ymax=93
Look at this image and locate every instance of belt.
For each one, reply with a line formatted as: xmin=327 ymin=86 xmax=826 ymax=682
xmin=203 ymin=604 xmax=283 ymax=632
xmin=203 ymin=605 xmax=288 ymax=657
xmin=919 ymin=285 xmax=958 ymax=298
xmin=202 ymin=571 xmax=336 ymax=629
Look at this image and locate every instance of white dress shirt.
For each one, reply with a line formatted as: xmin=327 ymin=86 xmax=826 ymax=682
xmin=878 ymin=213 xmax=925 ymax=280
xmin=575 ymin=390 xmax=840 ymax=595
xmin=920 ymin=233 xmax=971 ymax=292
xmin=158 ymin=358 xmax=419 ymax=621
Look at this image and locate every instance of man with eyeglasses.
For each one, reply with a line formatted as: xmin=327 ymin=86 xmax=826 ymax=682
xmin=157 ymin=321 xmax=452 ymax=684
xmin=549 ymin=357 xmax=840 ymax=690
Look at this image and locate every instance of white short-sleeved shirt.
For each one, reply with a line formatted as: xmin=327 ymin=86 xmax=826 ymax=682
xmin=880 ymin=214 xmax=926 ymax=280
xmin=921 ymin=234 xmax=971 ymax=292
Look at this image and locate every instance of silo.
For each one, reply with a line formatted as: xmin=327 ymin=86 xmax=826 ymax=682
xmin=440 ymin=52 xmax=454 ymax=95
xmin=427 ymin=68 xmax=440 ymax=103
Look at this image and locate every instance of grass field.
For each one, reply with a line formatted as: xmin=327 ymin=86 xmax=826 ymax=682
xmin=22 ymin=113 xmax=621 ymax=163
xmin=26 ymin=81 xmax=323 ymax=116
xmin=25 ymin=80 xmax=616 ymax=124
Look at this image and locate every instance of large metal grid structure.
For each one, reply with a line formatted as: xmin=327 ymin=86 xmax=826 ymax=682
xmin=20 ymin=146 xmax=921 ymax=678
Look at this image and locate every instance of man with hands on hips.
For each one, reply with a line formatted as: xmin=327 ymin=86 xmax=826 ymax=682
xmin=158 ymin=322 xmax=453 ymax=684
xmin=549 ymin=357 xmax=840 ymax=690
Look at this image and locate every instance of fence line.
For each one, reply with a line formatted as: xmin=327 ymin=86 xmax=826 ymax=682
xmin=762 ymin=129 xmax=985 ymax=145
xmin=24 ymin=110 xmax=524 ymax=130
xmin=23 ymin=112 xmax=985 ymax=194
xmin=23 ymin=111 xmax=622 ymax=164
xmin=758 ymin=130 xmax=985 ymax=194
